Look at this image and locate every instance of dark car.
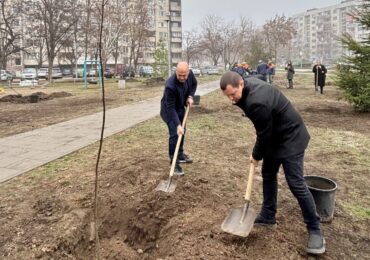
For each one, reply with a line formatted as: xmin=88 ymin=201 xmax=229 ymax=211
xmin=121 ymin=67 xmax=135 ymax=78
xmin=104 ymin=68 xmax=114 ymax=78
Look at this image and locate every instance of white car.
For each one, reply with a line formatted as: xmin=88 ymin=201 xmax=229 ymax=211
xmin=22 ymin=68 xmax=38 ymax=80
xmin=37 ymin=68 xmax=49 ymax=79
xmin=51 ymin=68 xmax=63 ymax=79
xmin=191 ymin=68 xmax=201 ymax=76
xmin=0 ymin=70 xmax=13 ymax=81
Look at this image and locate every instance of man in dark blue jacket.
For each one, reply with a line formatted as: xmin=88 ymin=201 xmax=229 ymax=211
xmin=256 ymin=60 xmax=269 ymax=82
xmin=219 ymin=71 xmax=325 ymax=255
xmin=160 ymin=62 xmax=197 ymax=176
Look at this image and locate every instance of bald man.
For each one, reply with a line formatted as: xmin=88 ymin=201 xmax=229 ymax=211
xmin=160 ymin=62 xmax=197 ymax=176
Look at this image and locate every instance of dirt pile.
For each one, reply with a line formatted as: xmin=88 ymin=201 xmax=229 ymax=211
xmin=0 ymin=91 xmax=72 ymax=103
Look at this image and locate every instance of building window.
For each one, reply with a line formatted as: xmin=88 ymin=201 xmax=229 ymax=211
xmin=172 ymin=32 xmax=181 ymax=37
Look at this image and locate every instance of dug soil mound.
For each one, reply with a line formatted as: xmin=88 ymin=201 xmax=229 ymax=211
xmin=0 ymin=91 xmax=72 ymax=103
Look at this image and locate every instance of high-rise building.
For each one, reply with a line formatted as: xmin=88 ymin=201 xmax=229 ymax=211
xmin=289 ymin=0 xmax=368 ymax=66
xmin=6 ymin=0 xmax=183 ymax=71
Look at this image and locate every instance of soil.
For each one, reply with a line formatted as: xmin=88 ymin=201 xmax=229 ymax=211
xmin=0 ymin=92 xmax=72 ymax=103
xmin=0 ymin=73 xmax=369 ymax=259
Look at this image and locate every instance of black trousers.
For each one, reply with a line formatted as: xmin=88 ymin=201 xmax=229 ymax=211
xmin=166 ymin=110 xmax=185 ymax=161
xmin=260 ymin=152 xmax=321 ymax=231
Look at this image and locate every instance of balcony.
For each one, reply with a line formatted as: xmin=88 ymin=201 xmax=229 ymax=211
xmin=170 ymin=3 xmax=181 ymax=11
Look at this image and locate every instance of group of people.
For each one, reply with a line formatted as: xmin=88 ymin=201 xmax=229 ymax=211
xmin=230 ymin=60 xmax=276 ymax=84
xmin=160 ymin=61 xmax=326 ymax=256
xmin=285 ymin=60 xmax=328 ymax=94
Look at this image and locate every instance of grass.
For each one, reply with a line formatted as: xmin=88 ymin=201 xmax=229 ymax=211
xmin=342 ymin=204 xmax=370 ymax=219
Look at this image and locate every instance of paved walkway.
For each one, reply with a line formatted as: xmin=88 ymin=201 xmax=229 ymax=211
xmin=0 ymin=81 xmax=219 ymax=183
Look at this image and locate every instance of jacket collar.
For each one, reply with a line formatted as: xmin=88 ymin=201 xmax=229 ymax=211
xmin=234 ymin=80 xmax=250 ymax=108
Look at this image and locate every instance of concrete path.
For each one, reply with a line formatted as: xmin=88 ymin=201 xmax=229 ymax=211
xmin=0 ymin=80 xmax=219 ymax=183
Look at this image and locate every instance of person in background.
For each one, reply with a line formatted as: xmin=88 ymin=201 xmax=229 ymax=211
xmin=267 ymin=60 xmax=276 ymax=84
xmin=285 ymin=60 xmax=295 ymax=89
xmin=160 ymin=61 xmax=197 ymax=176
xmin=312 ymin=60 xmax=327 ymax=94
xmin=257 ymin=60 xmax=269 ymax=82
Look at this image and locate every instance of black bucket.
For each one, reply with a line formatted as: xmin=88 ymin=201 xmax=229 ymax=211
xmin=304 ymin=175 xmax=337 ymax=222
xmin=30 ymin=94 xmax=39 ymax=103
xmin=193 ymin=95 xmax=200 ymax=105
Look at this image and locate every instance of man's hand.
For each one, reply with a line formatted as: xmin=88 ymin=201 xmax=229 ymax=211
xmin=250 ymin=155 xmax=259 ymax=167
xmin=177 ymin=125 xmax=184 ymax=136
xmin=187 ymin=96 xmax=194 ymax=107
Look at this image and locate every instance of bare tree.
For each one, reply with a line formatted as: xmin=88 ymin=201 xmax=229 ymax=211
xmin=222 ymin=16 xmax=254 ymax=69
xmin=199 ymin=15 xmax=225 ymax=66
xmin=263 ymin=14 xmax=296 ymax=62
xmin=26 ymin=0 xmax=78 ymax=83
xmin=0 ymin=0 xmax=22 ymax=69
xmin=243 ymin=29 xmax=269 ymax=68
xmin=125 ymin=0 xmax=153 ymax=71
xmin=182 ymin=29 xmax=200 ymax=65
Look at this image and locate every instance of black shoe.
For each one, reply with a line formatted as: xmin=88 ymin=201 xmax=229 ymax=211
xmin=254 ymin=214 xmax=277 ymax=229
xmin=307 ymin=230 xmax=325 ymax=255
xmin=178 ymin=153 xmax=193 ymax=163
xmin=174 ymin=163 xmax=185 ymax=176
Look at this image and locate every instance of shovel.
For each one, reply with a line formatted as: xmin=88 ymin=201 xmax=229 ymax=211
xmin=221 ymin=163 xmax=257 ymax=237
xmin=156 ymin=105 xmax=190 ymax=193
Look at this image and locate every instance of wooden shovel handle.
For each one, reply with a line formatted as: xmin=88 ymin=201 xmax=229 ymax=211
xmin=244 ymin=163 xmax=255 ymax=201
xmin=169 ymin=105 xmax=190 ymax=177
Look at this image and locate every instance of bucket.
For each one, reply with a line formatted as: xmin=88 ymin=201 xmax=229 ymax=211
xmin=304 ymin=175 xmax=337 ymax=222
xmin=193 ymin=95 xmax=200 ymax=105
xmin=30 ymin=94 xmax=39 ymax=103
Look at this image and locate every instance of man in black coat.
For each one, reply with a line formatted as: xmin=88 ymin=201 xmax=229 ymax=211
xmin=313 ymin=60 xmax=327 ymax=94
xmin=219 ymin=71 xmax=325 ymax=255
xmin=160 ymin=62 xmax=197 ymax=176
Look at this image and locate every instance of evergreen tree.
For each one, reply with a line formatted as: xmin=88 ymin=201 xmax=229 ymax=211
xmin=336 ymin=0 xmax=370 ymax=112
xmin=153 ymin=40 xmax=169 ymax=79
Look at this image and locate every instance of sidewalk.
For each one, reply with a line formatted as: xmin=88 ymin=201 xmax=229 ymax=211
xmin=0 ymin=81 xmax=219 ymax=183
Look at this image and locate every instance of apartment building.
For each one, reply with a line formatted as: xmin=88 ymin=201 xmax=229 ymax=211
xmin=290 ymin=0 xmax=368 ymax=66
xmin=7 ymin=0 xmax=183 ymax=71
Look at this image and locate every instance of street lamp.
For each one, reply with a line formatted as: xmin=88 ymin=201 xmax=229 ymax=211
xmin=164 ymin=12 xmax=171 ymax=77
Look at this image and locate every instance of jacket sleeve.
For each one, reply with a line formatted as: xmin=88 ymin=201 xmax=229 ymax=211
xmin=248 ymin=103 xmax=273 ymax=161
xmin=313 ymin=65 xmax=317 ymax=73
xmin=188 ymin=70 xmax=197 ymax=97
xmin=164 ymin=86 xmax=181 ymax=126
xmin=322 ymin=65 xmax=327 ymax=74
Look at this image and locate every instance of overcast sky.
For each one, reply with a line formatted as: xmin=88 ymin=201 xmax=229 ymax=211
xmin=182 ymin=0 xmax=341 ymax=31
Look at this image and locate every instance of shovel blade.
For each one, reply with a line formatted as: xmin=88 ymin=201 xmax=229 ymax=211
xmin=221 ymin=206 xmax=257 ymax=237
xmin=155 ymin=179 xmax=177 ymax=193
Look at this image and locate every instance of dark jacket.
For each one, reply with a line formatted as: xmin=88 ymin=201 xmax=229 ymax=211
xmin=257 ymin=62 xmax=269 ymax=75
xmin=234 ymin=77 xmax=310 ymax=160
xmin=285 ymin=64 xmax=295 ymax=80
xmin=313 ymin=64 xmax=327 ymax=87
xmin=160 ymin=70 xmax=197 ymax=126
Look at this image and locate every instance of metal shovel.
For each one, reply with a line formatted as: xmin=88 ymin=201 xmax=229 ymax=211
xmin=156 ymin=105 xmax=190 ymax=193
xmin=221 ymin=163 xmax=257 ymax=237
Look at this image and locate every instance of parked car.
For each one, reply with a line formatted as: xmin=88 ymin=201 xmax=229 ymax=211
xmin=62 ymin=68 xmax=72 ymax=76
xmin=88 ymin=68 xmax=97 ymax=77
xmin=139 ymin=66 xmax=153 ymax=77
xmin=190 ymin=67 xmax=201 ymax=76
xmin=0 ymin=70 xmax=14 ymax=81
xmin=51 ymin=68 xmax=63 ymax=79
xmin=121 ymin=67 xmax=135 ymax=78
xmin=37 ymin=67 xmax=49 ymax=79
xmin=104 ymin=68 xmax=115 ymax=78
xmin=202 ymin=66 xmax=219 ymax=75
xmin=22 ymin=68 xmax=38 ymax=80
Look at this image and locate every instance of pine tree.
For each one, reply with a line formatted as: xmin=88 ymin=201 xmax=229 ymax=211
xmin=336 ymin=0 xmax=370 ymax=112
xmin=153 ymin=40 xmax=169 ymax=79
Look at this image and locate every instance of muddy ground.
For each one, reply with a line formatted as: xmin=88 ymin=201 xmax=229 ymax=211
xmin=0 ymin=73 xmax=369 ymax=259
